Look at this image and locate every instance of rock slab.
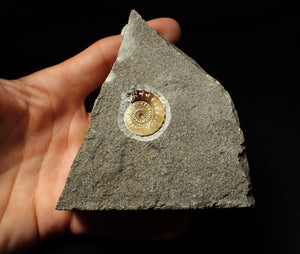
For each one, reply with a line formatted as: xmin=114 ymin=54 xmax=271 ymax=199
xmin=56 ymin=10 xmax=254 ymax=210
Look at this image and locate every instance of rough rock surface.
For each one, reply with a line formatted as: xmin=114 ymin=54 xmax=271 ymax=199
xmin=56 ymin=10 xmax=254 ymax=210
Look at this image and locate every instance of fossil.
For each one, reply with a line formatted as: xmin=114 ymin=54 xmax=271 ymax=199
xmin=124 ymin=90 xmax=165 ymax=136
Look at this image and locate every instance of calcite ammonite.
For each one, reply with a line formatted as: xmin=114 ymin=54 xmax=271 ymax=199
xmin=124 ymin=90 xmax=165 ymax=136
xmin=118 ymin=85 xmax=171 ymax=141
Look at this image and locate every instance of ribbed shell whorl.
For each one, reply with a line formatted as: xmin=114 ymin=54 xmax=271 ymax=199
xmin=124 ymin=90 xmax=165 ymax=136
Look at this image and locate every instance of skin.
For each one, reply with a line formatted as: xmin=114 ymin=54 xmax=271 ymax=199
xmin=0 ymin=18 xmax=184 ymax=253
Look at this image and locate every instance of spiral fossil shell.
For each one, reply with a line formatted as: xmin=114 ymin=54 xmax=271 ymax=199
xmin=124 ymin=90 xmax=165 ymax=136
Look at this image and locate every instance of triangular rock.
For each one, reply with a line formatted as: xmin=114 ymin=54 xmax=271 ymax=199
xmin=56 ymin=10 xmax=254 ymax=210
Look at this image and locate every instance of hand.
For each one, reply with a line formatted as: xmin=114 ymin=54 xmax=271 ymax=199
xmin=0 ymin=18 xmax=182 ymax=253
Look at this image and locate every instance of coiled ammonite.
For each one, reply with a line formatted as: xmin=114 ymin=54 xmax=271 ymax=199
xmin=124 ymin=90 xmax=165 ymax=136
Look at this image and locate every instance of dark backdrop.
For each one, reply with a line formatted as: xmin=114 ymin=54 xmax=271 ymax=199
xmin=0 ymin=1 xmax=299 ymax=253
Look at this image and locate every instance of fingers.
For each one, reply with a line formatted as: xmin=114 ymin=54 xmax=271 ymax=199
xmin=58 ymin=17 xmax=181 ymax=98
xmin=147 ymin=18 xmax=181 ymax=44
xmin=23 ymin=17 xmax=181 ymax=101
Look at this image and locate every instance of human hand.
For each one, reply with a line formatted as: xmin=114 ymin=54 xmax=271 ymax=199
xmin=0 ymin=18 xmax=183 ymax=253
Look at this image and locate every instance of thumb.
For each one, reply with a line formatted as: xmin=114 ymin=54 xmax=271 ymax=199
xmin=23 ymin=18 xmax=181 ymax=100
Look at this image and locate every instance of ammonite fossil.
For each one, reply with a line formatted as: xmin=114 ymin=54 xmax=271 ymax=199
xmin=124 ymin=90 xmax=165 ymax=136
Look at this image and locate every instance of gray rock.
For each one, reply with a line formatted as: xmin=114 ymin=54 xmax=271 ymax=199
xmin=56 ymin=10 xmax=254 ymax=210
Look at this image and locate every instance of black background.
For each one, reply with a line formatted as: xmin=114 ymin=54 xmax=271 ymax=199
xmin=0 ymin=1 xmax=299 ymax=253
